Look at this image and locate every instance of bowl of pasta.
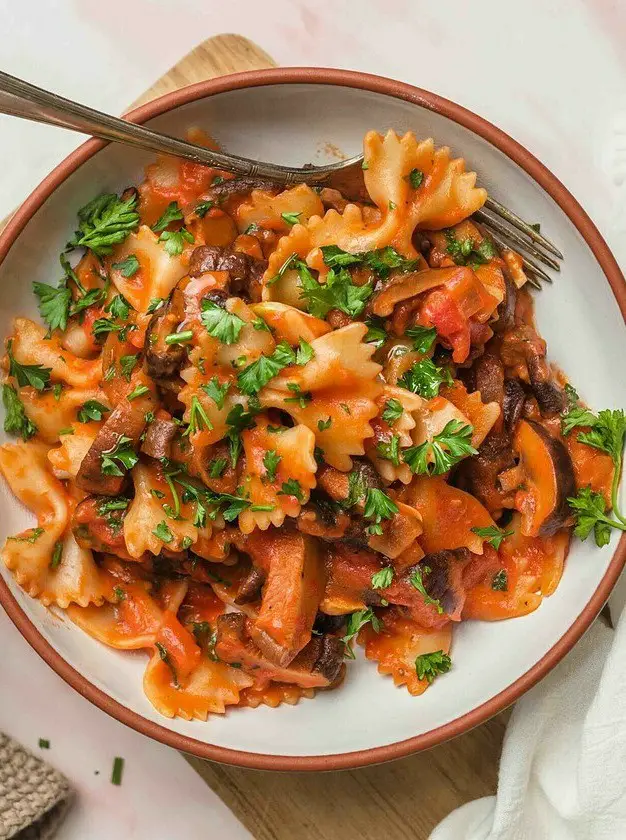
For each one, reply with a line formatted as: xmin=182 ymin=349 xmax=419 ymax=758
xmin=1 ymin=68 xmax=625 ymax=771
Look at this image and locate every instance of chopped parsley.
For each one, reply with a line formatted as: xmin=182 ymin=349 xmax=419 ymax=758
xmin=159 ymin=227 xmax=194 ymax=256
xmin=363 ymin=488 xmax=398 ymax=536
xmin=77 ymin=400 xmax=110 ymax=423
xmin=471 ymin=524 xmax=513 ymax=551
xmin=120 ymin=354 xmax=138 ymax=381
xmin=8 ymin=527 xmax=44 ymax=544
xmin=153 ymin=520 xmax=174 ymax=543
xmin=281 ymin=211 xmax=301 ymax=226
xmin=7 ymin=339 xmax=51 ymax=391
xmin=151 ymin=201 xmax=183 ymax=232
xmin=398 ymin=358 xmax=453 ymax=399
xmin=410 ymin=565 xmax=443 ymax=614
xmin=111 ymin=756 xmax=125 ymax=786
xmin=295 ymin=339 xmax=314 ymax=365
xmin=50 ymin=540 xmax=63 ymax=569
xmin=297 ymin=259 xmax=373 ymax=319
xmin=100 ymin=435 xmax=139 ymax=476
xmin=284 ymin=382 xmax=312 ymax=408
xmin=263 ymin=450 xmax=281 ymax=482
xmin=321 ymin=244 xmax=419 ymax=279
xmin=112 ymin=254 xmax=139 ymax=277
xmin=237 ymin=341 xmax=295 ymax=395
xmin=164 ymin=330 xmax=193 ymax=345
xmin=444 ymin=229 xmax=497 ymax=268
xmin=376 ymin=434 xmax=402 ymax=466
xmin=491 ymin=569 xmax=508 ymax=591
xmin=403 ymin=420 xmax=477 ymax=475
xmin=127 ymin=384 xmax=150 ymax=401
xmin=68 ymin=191 xmax=139 ymax=257
xmin=2 ymin=384 xmax=37 ymax=440
xmin=105 ymin=294 xmax=131 ymax=321
xmin=382 ymin=398 xmax=403 ymax=425
xmin=405 ymin=325 xmax=437 ymax=354
xmin=364 ymin=317 xmax=388 ymax=348
xmin=278 ymin=478 xmax=304 ymax=502
xmin=200 ymin=299 xmax=245 ymax=344
xmin=317 ymin=417 xmax=332 ymax=432
xmin=38 ymin=738 xmax=50 ymax=749
xmin=371 ymin=567 xmax=394 ymax=590
xmin=202 ymin=377 xmax=230 ymax=410
xmin=208 ymin=458 xmax=228 ymax=478
xmin=407 ymin=168 xmax=424 ymax=189
xmin=184 ymin=395 xmax=213 ymax=435
xmin=415 ymin=650 xmax=451 ymax=683
xmin=341 ymin=608 xmax=382 ymax=659
xmin=195 ymin=200 xmax=214 ymax=218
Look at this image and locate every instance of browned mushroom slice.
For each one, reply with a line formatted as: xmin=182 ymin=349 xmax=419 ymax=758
xmin=501 ymin=325 xmax=565 ymax=416
xmin=243 ymin=529 xmax=326 ymax=666
xmin=144 ymin=300 xmax=186 ymax=381
xmin=316 ymin=459 xmax=382 ymax=509
xmin=503 ymin=379 xmax=526 ymax=433
xmin=188 ymin=244 xmax=268 ymax=300
xmin=367 ymin=501 xmax=423 ymax=559
xmin=512 ymin=419 xmax=576 ymax=536
xmin=234 ymin=566 xmax=266 ymax=605
xmin=215 ymin=613 xmax=344 ymax=689
xmin=76 ymin=400 xmax=150 ymax=495
xmin=455 ymin=431 xmax=517 ymax=516
xmin=370 ymin=266 xmax=466 ymax=318
xmin=140 ymin=411 xmax=177 ymax=461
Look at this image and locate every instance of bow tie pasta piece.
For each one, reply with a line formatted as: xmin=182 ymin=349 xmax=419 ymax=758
xmin=48 ymin=422 xmax=101 ymax=479
xmin=238 ymin=418 xmax=317 ymax=534
xmin=0 ymin=442 xmax=104 ymax=607
xmin=8 ymin=318 xmax=101 ymax=389
xmin=260 ymin=323 xmax=383 ymax=471
xmin=123 ymin=462 xmax=209 ymax=558
xmin=17 ymin=387 xmax=106 ymax=444
xmin=235 ymin=184 xmax=324 ymax=233
xmin=250 ymin=302 xmax=331 ymax=344
xmin=262 ymin=224 xmax=312 ymax=307
xmin=67 ymin=582 xmax=174 ymax=649
xmin=439 ymin=381 xmax=501 ymax=449
xmin=107 ymin=225 xmax=187 ymax=313
xmin=143 ymin=611 xmax=253 ymax=720
xmin=358 ymin=606 xmax=452 ymax=696
xmin=239 ymin=683 xmax=315 ymax=709
xmin=367 ymin=385 xmax=425 ymax=485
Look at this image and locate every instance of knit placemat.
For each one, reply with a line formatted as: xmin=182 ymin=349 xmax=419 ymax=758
xmin=0 ymin=733 xmax=72 ymax=840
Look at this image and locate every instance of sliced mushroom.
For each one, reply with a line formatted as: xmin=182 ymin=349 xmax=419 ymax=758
xmin=370 ymin=266 xmax=462 ymax=318
xmin=234 ymin=566 xmax=266 ymax=605
xmin=503 ymin=379 xmax=526 ymax=433
xmin=76 ymin=400 xmax=149 ymax=495
xmin=144 ymin=299 xmax=186 ymax=381
xmin=140 ymin=412 xmax=177 ymax=461
xmin=244 ymin=529 xmax=326 ymax=666
xmin=501 ymin=325 xmax=565 ymax=416
xmin=188 ymin=244 xmax=267 ymax=300
xmin=455 ymin=431 xmax=517 ymax=516
xmin=215 ymin=613 xmax=344 ymax=689
xmin=512 ymin=419 xmax=575 ymax=536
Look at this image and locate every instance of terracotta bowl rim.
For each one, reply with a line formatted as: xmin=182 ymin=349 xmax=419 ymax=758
xmin=1 ymin=66 xmax=624 ymax=771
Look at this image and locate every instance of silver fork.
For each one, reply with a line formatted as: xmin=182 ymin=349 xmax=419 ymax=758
xmin=0 ymin=70 xmax=562 ymax=286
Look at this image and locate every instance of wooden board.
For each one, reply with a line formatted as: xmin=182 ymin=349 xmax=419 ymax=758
xmin=143 ymin=33 xmax=508 ymax=839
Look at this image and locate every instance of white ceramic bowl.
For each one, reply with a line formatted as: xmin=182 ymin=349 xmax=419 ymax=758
xmin=1 ymin=69 xmax=625 ymax=770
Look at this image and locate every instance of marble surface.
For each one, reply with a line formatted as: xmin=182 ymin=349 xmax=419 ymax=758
xmin=0 ymin=2 xmax=625 ymax=837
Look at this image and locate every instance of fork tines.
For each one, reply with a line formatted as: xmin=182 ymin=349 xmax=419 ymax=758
xmin=474 ymin=197 xmax=563 ymax=287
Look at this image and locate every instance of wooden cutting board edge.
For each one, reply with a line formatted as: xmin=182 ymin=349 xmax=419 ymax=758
xmin=4 ymin=33 xmax=507 ymax=840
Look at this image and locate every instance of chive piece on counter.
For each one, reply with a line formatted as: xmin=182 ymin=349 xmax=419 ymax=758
xmin=38 ymin=738 xmax=50 ymax=749
xmin=111 ymin=756 xmax=125 ymax=786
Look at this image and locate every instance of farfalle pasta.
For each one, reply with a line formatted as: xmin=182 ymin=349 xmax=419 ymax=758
xmin=1 ymin=128 xmax=617 ymax=720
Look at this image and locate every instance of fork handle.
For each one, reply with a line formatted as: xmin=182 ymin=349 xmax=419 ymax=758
xmin=0 ymin=70 xmax=329 ymax=184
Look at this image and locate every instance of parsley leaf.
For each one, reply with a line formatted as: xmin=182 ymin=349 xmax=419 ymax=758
xmin=363 ymin=488 xmax=398 ymax=535
xmin=278 ymin=478 xmax=304 ymax=502
xmin=341 ymin=608 xmax=381 ymax=659
xmin=364 ymin=317 xmax=387 ymax=348
xmin=208 ymin=458 xmax=228 ymax=478
xmin=68 ymin=191 xmax=139 ymax=257
xmin=120 ymin=354 xmax=138 ymax=382
xmin=105 ymin=294 xmax=131 ymax=321
xmin=77 ymin=400 xmax=110 ymax=423
xmin=444 ymin=229 xmax=497 ymax=267
xmin=407 ymin=168 xmax=424 ymax=189
xmin=382 ymin=398 xmax=403 ymax=425
xmin=159 ymin=227 xmax=194 ymax=256
xmin=2 ymin=384 xmax=37 ymax=440
xmin=317 ymin=417 xmax=333 ymax=432
xmin=32 ymin=281 xmax=72 ymax=333
xmin=281 ymin=211 xmax=301 ymax=226
xmin=153 ymin=520 xmax=174 ymax=543
xmin=403 ymin=419 xmax=477 ymax=475
xmin=376 ymin=434 xmax=401 ymax=466
xmin=146 ymin=298 xmax=165 ymax=314
xmin=405 ymin=325 xmax=437 ymax=354
xmin=344 ymin=468 xmax=368 ymax=509
xmin=7 ymin=340 xmax=51 ymax=391
xmin=471 ymin=524 xmax=513 ymax=550
xmin=295 ymin=339 xmax=314 ymax=365
xmin=371 ymin=567 xmax=394 ymax=589
xmin=399 ymin=358 xmax=453 ymax=399
xmin=415 ymin=650 xmax=451 ymax=683
xmin=296 ymin=258 xmax=373 ymax=319
xmin=195 ymin=200 xmax=214 ymax=218
xmin=237 ymin=341 xmax=295 ymax=395
xmin=100 ymin=435 xmax=139 ymax=476
xmin=184 ymin=395 xmax=213 ymax=435
xmin=320 ymin=244 xmax=418 ymax=279
xmin=112 ymin=254 xmax=140 ymax=277
xmin=567 ymin=487 xmax=626 ymax=547
xmin=284 ymin=382 xmax=312 ymax=408
xmin=263 ymin=450 xmax=281 ymax=482
xmin=202 ymin=377 xmax=230 ymax=410
xmin=200 ymin=299 xmax=245 ymax=344
xmin=491 ymin=569 xmax=508 ymax=591
xmin=151 ymin=201 xmax=183 ymax=232
xmin=409 ymin=565 xmax=444 ymax=614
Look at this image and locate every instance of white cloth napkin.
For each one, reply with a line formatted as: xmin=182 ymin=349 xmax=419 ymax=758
xmin=431 ymin=607 xmax=626 ymax=840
